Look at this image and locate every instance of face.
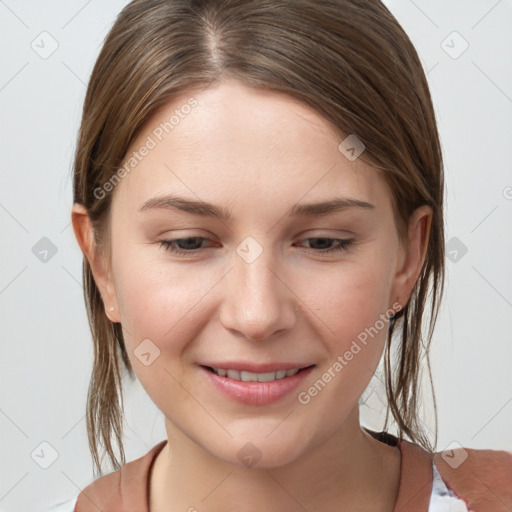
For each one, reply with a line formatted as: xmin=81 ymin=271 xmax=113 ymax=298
xmin=73 ymin=79 xmax=430 ymax=468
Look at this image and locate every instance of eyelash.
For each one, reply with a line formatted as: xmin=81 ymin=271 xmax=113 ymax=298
xmin=159 ymin=236 xmax=355 ymax=256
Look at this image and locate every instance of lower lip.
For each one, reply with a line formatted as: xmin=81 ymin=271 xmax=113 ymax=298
xmin=200 ymin=365 xmax=315 ymax=405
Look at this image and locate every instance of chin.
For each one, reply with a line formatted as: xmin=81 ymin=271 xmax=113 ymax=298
xmin=207 ymin=431 xmax=312 ymax=470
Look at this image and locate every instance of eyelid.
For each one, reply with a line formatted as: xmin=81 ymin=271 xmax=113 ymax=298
xmin=157 ymin=229 xmax=354 ymax=244
xmin=159 ymin=233 xmax=357 ymax=257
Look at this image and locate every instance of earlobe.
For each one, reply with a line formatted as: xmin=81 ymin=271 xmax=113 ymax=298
xmin=71 ymin=203 xmax=119 ymax=322
xmin=391 ymin=205 xmax=432 ymax=309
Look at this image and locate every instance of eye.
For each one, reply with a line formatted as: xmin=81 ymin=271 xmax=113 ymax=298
xmin=297 ymin=237 xmax=355 ymax=254
xmin=159 ymin=236 xmax=355 ymax=257
xmin=159 ymin=237 xmax=212 ymax=256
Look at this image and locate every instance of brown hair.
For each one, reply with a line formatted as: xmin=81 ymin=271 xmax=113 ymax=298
xmin=73 ymin=0 xmax=444 ymax=476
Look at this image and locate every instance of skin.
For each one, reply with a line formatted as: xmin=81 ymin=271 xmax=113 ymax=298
xmin=72 ymin=79 xmax=432 ymax=511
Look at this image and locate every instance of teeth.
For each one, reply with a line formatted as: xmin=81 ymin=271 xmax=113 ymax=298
xmin=257 ymin=371 xmax=276 ymax=382
xmin=227 ymin=369 xmax=240 ymax=380
xmin=211 ymin=367 xmax=302 ymax=381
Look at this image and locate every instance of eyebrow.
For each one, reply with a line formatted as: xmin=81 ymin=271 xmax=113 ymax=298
xmin=138 ymin=194 xmax=375 ymax=220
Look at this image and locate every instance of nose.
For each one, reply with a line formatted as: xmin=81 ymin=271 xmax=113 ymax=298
xmin=219 ymin=249 xmax=297 ymax=341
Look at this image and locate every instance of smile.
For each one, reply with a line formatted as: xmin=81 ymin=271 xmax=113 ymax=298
xmin=200 ymin=364 xmax=316 ymax=405
xmin=205 ymin=367 xmax=305 ymax=382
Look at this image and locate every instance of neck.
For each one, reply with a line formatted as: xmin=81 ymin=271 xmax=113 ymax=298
xmin=149 ymin=408 xmax=401 ymax=512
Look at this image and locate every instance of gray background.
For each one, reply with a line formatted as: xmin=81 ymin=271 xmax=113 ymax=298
xmin=0 ymin=0 xmax=511 ymax=510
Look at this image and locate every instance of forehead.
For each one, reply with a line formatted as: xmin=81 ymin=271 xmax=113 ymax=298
xmin=112 ymin=79 xmax=389 ymax=216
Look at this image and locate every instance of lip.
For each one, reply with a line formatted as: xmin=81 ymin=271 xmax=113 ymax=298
xmin=199 ymin=364 xmax=316 ymax=405
xmin=199 ymin=361 xmax=314 ymax=373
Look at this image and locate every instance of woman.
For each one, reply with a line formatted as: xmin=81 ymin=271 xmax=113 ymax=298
xmin=51 ymin=0 xmax=512 ymax=510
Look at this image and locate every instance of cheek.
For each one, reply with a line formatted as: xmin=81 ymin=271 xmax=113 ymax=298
xmin=114 ymin=261 xmax=204 ymax=411
xmin=302 ymin=259 xmax=392 ymax=338
xmin=297 ymin=260 xmax=393 ymax=394
xmin=295 ymin=265 xmax=392 ymax=412
xmin=112 ymin=250 xmax=180 ymax=340
xmin=113 ymin=250 xmax=227 ymax=375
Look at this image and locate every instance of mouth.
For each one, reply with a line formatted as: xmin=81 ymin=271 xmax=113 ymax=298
xmin=199 ymin=363 xmax=316 ymax=405
xmin=201 ymin=365 xmax=315 ymax=382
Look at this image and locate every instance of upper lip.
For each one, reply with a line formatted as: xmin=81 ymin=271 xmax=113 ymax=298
xmin=200 ymin=362 xmax=315 ymax=373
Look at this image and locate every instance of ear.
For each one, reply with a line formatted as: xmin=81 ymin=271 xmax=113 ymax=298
xmin=71 ymin=203 xmax=120 ymax=323
xmin=391 ymin=205 xmax=432 ymax=311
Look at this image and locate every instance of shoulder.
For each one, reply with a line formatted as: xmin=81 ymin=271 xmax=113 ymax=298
xmin=75 ymin=440 xmax=167 ymax=511
xmin=432 ymin=445 xmax=512 ymax=511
